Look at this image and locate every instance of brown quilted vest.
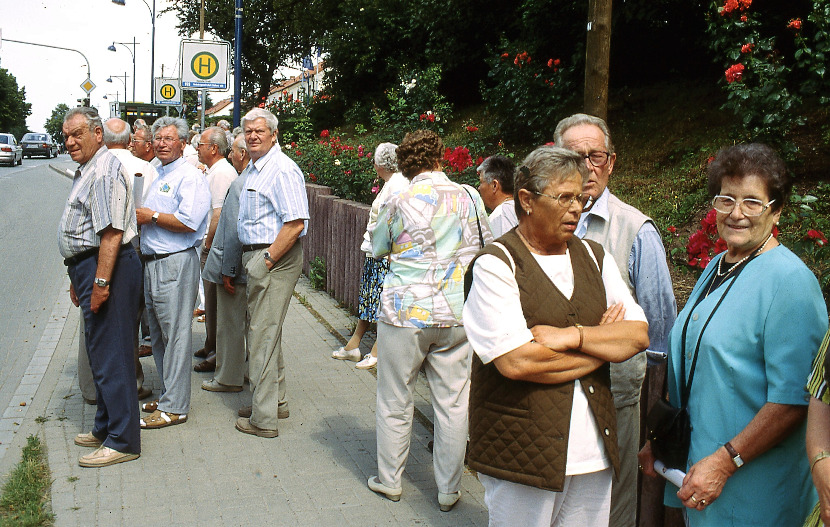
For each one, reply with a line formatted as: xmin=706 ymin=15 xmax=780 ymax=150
xmin=464 ymin=230 xmax=620 ymax=491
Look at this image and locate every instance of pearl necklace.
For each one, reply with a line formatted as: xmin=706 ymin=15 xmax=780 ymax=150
xmin=716 ymin=232 xmax=774 ymax=278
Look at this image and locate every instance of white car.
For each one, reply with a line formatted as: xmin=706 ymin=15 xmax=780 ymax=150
xmin=0 ymin=133 xmax=23 ymax=166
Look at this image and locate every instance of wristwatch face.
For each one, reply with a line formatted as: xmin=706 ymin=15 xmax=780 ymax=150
xmin=151 ymin=212 xmax=159 ymax=223
xmin=94 ymin=278 xmax=109 ymax=287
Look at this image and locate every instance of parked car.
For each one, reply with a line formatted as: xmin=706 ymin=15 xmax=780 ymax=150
xmin=0 ymin=133 xmax=23 ymax=166
xmin=21 ymin=132 xmax=59 ymax=159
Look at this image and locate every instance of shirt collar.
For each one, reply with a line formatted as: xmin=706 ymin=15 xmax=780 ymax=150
xmin=580 ymin=187 xmax=611 ymax=224
xmin=78 ymin=145 xmax=108 ymax=173
xmin=250 ymin=144 xmax=281 ymax=173
xmin=411 ymin=170 xmax=448 ymax=184
xmin=159 ymin=157 xmax=185 ymax=177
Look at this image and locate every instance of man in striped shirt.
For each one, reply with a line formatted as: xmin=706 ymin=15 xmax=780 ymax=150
xmin=59 ymin=106 xmax=142 ymax=468
xmin=235 ymin=108 xmax=309 ymax=438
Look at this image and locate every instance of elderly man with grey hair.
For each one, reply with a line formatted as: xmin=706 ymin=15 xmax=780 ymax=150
xmin=554 ymin=113 xmax=676 ymax=527
xmin=60 ymin=106 xmax=142 ymax=467
xmin=477 ymin=155 xmax=518 ymax=237
xmin=134 ymin=116 xmax=211 ymax=429
xmin=194 ymin=126 xmax=239 ymax=373
xmin=331 ymin=142 xmax=408 ymax=370
xmin=234 ymin=107 xmax=309 ymax=437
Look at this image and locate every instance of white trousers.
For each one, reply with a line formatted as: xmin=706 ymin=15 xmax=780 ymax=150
xmin=480 ymin=469 xmax=612 ymax=527
xmin=375 ymin=322 xmax=471 ymax=493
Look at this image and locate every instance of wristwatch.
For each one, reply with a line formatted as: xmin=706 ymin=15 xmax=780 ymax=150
xmin=724 ymin=441 xmax=744 ymax=468
xmin=94 ymin=277 xmax=110 ymax=287
xmin=151 ymin=211 xmax=160 ymax=223
xmin=264 ymin=250 xmax=277 ymax=265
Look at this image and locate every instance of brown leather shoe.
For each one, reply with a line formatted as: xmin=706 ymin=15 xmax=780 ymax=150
xmin=194 ymin=347 xmax=209 ymax=359
xmin=194 ymin=353 xmax=216 ymax=372
xmin=137 ymin=387 xmax=153 ymax=400
xmin=138 ymin=344 xmax=152 ymax=358
xmin=235 ymin=417 xmax=278 ymax=438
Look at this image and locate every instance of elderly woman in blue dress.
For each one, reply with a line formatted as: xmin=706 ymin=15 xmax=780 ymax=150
xmin=331 ymin=143 xmax=408 ymax=369
xmin=639 ymin=143 xmax=828 ymax=526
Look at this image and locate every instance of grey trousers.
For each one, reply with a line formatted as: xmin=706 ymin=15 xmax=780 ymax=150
xmin=375 ymin=322 xmax=471 ymax=493
xmin=78 ymin=310 xmax=145 ymax=401
xmin=144 ymin=249 xmax=200 ymax=415
xmin=243 ymin=242 xmax=302 ymax=431
xmin=214 ymin=281 xmax=248 ymax=387
xmin=200 ymin=244 xmax=217 ymax=354
xmin=609 ymin=402 xmax=640 ymax=527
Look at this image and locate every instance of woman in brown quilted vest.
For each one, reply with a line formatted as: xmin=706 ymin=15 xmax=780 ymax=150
xmin=463 ymin=145 xmax=650 ymax=526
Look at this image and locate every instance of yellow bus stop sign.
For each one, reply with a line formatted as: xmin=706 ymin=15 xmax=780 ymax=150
xmin=190 ymin=52 xmax=219 ymax=80
xmin=160 ymin=83 xmax=177 ymax=100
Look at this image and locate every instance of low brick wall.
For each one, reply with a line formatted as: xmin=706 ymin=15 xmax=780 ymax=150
xmin=303 ymin=183 xmax=371 ymax=312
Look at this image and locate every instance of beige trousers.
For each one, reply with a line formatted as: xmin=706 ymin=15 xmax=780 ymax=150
xmin=242 ymin=241 xmax=302 ymax=431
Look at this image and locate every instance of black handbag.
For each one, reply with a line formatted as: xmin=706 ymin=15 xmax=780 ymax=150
xmin=646 ymin=255 xmax=747 ymax=471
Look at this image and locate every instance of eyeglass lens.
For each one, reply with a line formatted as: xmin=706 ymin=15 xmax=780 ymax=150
xmin=712 ymin=196 xmax=769 ymax=216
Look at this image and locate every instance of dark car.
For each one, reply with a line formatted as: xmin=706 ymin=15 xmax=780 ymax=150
xmin=21 ymin=132 xmax=59 ymax=159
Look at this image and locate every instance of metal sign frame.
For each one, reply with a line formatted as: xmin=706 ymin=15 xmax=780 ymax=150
xmin=154 ymin=77 xmax=181 ymax=106
xmin=180 ymin=39 xmax=230 ymax=90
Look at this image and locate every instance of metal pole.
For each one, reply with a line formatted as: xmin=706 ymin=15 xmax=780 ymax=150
xmin=199 ymin=0 xmax=205 ymax=130
xmin=233 ymin=0 xmax=243 ymax=128
xmin=3 ymin=38 xmax=90 ymax=79
xmin=132 ymin=36 xmax=137 ymax=102
xmin=151 ymin=0 xmax=156 ymax=104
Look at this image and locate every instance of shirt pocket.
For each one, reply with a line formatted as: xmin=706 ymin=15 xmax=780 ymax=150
xmin=242 ymin=188 xmax=263 ymax=223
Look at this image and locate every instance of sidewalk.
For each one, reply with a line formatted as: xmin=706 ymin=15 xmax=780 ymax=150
xmin=24 ymin=276 xmax=487 ymax=526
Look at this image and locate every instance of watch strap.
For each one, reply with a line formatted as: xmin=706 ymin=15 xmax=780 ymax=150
xmin=724 ymin=441 xmax=743 ymax=467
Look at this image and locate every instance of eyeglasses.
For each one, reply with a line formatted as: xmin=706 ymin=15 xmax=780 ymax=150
xmin=712 ymin=195 xmax=776 ymax=216
xmin=534 ymin=191 xmax=591 ymax=209
xmin=198 ymin=142 xmax=215 ymax=147
xmin=153 ymin=136 xmax=180 ymax=145
xmin=130 ymin=139 xmax=149 ymax=144
xmin=582 ymin=151 xmax=611 ymax=167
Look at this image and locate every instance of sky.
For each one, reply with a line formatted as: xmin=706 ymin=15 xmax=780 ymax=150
xmin=0 ymin=0 xmax=236 ymax=131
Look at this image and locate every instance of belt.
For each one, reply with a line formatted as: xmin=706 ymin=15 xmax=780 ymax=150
xmin=140 ymin=247 xmax=192 ymax=263
xmin=242 ymin=243 xmax=270 ymax=253
xmin=64 ymin=244 xmax=132 ymax=267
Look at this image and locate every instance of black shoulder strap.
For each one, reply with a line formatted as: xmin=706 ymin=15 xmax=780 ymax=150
xmin=461 ymin=185 xmax=485 ymax=249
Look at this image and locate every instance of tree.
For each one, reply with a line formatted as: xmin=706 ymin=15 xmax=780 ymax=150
xmin=0 ymin=67 xmax=32 ymax=139
xmin=167 ymin=0 xmax=315 ymax=111
xmin=44 ymin=104 xmax=70 ymax=140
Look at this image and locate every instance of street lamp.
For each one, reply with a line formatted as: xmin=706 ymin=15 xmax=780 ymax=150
xmin=111 ymin=0 xmax=155 ymax=105
xmin=103 ymin=93 xmax=121 ymax=117
xmin=108 ymin=37 xmax=138 ymax=102
xmin=107 ymin=73 xmax=129 ymax=108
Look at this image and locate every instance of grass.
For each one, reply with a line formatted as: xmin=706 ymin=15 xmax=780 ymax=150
xmin=0 ymin=435 xmax=54 ymax=526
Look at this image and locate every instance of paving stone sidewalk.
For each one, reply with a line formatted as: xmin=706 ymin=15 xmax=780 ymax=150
xmin=25 ymin=276 xmax=487 ymax=526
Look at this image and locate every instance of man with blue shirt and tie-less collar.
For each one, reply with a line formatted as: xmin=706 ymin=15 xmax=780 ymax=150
xmin=235 ymin=108 xmax=309 ymax=438
xmin=554 ymin=113 xmax=677 ymax=527
xmin=135 ymin=117 xmax=211 ymax=430
xmin=59 ymin=106 xmax=142 ymax=468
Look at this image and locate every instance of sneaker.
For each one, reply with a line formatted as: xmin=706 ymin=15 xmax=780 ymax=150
xmin=438 ymin=490 xmax=461 ymax=512
xmin=332 ymin=346 xmax=361 ymax=362
xmin=368 ymin=476 xmax=402 ymax=502
xmin=202 ymin=379 xmax=243 ymax=392
xmin=355 ymin=353 xmax=378 ymax=370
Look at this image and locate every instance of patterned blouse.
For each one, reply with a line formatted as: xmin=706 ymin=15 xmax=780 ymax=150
xmin=807 ymin=328 xmax=830 ymax=403
xmin=371 ymin=170 xmax=493 ymax=328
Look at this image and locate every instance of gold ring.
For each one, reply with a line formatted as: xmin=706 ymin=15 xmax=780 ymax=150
xmin=690 ymin=496 xmax=697 ymax=504
xmin=700 ymin=499 xmax=707 ymax=506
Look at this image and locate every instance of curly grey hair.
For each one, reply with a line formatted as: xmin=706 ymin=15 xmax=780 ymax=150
xmin=63 ymin=107 xmax=103 ymax=134
xmin=241 ymin=108 xmax=279 ymax=133
xmin=152 ymin=117 xmax=189 ymax=141
xmin=374 ymin=142 xmax=399 ymax=172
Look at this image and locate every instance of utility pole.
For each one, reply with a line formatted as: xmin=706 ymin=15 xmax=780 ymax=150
xmin=199 ymin=0 xmax=206 ymax=131
xmin=233 ymin=0 xmax=243 ymax=128
xmin=584 ymin=0 xmax=612 ymax=120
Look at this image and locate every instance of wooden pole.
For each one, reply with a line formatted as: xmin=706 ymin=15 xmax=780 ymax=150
xmin=584 ymin=0 xmax=612 ymax=120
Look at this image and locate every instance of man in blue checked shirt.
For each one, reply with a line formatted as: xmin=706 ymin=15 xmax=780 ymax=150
xmin=135 ymin=117 xmax=211 ymax=430
xmin=234 ymin=108 xmax=309 ymax=438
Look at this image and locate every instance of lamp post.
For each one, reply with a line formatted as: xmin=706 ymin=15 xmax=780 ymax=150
xmin=111 ymin=0 xmax=155 ymax=105
xmin=103 ymin=93 xmax=120 ymax=117
xmin=107 ymin=74 xmax=129 ymax=110
xmin=108 ymin=37 xmax=138 ymax=102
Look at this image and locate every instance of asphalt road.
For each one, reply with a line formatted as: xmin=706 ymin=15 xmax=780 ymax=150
xmin=0 ymin=155 xmax=75 ymax=434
